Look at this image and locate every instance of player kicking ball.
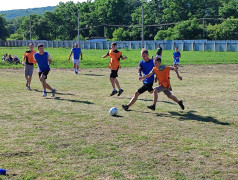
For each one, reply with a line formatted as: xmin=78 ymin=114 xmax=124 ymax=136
xmin=68 ymin=43 xmax=83 ymax=74
xmin=34 ymin=44 xmax=56 ymax=97
xmin=122 ymin=48 xmax=155 ymax=111
xmin=139 ymin=57 xmax=184 ymax=111
xmin=102 ymin=42 xmax=127 ymax=96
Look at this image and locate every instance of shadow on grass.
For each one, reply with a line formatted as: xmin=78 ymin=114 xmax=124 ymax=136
xmin=33 ymin=89 xmax=75 ymax=96
xmin=119 ymin=97 xmax=175 ymax=105
xmin=165 ymin=111 xmax=230 ymax=126
xmin=0 ymin=151 xmax=35 ymax=157
xmin=112 ymin=115 xmax=124 ymax=118
xmin=45 ymin=97 xmax=94 ymax=104
xmin=84 ymin=73 xmax=105 ymax=77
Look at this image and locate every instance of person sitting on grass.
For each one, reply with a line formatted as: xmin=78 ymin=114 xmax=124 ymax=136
xmin=8 ymin=54 xmax=13 ymax=63
xmin=102 ymin=42 xmax=127 ymax=96
xmin=139 ymin=57 xmax=185 ymax=111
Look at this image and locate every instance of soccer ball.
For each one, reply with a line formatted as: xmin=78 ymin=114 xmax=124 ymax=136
xmin=109 ymin=107 xmax=118 ymax=116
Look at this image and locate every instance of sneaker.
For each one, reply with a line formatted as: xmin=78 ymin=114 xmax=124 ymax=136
xmin=147 ymin=104 xmax=156 ymax=111
xmin=42 ymin=91 xmax=47 ymax=97
xmin=27 ymin=86 xmax=31 ymax=91
xmin=118 ymin=89 xmax=124 ymax=96
xmin=178 ymin=100 xmax=185 ymax=110
xmin=110 ymin=90 xmax=117 ymax=96
xmin=122 ymin=105 xmax=129 ymax=111
xmin=51 ymin=89 xmax=56 ymax=97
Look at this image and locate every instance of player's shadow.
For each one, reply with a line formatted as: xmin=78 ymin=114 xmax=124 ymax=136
xmin=161 ymin=111 xmax=230 ymax=126
xmin=46 ymin=97 xmax=93 ymax=104
xmin=119 ymin=97 xmax=175 ymax=105
xmin=33 ymin=89 xmax=75 ymax=96
xmin=84 ymin=74 xmax=104 ymax=77
xmin=112 ymin=115 xmax=124 ymax=118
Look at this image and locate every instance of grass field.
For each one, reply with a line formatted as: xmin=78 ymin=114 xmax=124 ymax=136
xmin=0 ymin=47 xmax=238 ymax=69
xmin=0 ymin=64 xmax=237 ymax=179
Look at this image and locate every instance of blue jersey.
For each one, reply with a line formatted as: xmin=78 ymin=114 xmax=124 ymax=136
xmin=35 ymin=52 xmax=50 ymax=72
xmin=173 ymin=51 xmax=181 ymax=62
xmin=139 ymin=59 xmax=154 ymax=84
xmin=71 ymin=48 xmax=81 ymax=59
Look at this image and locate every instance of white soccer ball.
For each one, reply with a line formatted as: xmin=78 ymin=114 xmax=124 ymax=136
xmin=109 ymin=107 xmax=118 ymax=116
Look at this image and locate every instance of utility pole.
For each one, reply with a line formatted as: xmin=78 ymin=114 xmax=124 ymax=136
xmin=141 ymin=4 xmax=144 ymax=48
xmin=78 ymin=12 xmax=80 ymax=45
xmin=203 ymin=17 xmax=205 ymax=39
xmin=25 ymin=10 xmax=32 ymax=40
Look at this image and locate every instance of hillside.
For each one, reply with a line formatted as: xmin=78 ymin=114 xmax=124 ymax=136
xmin=0 ymin=6 xmax=56 ymax=20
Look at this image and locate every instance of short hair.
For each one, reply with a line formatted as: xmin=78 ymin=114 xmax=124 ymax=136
xmin=141 ymin=48 xmax=148 ymax=54
xmin=29 ymin=43 xmax=34 ymax=46
xmin=154 ymin=57 xmax=162 ymax=62
xmin=37 ymin=44 xmax=44 ymax=49
xmin=111 ymin=42 xmax=117 ymax=46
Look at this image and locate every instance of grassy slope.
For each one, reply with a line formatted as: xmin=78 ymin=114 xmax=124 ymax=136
xmin=0 ymin=47 xmax=238 ymax=69
xmin=0 ymin=65 xmax=237 ymax=179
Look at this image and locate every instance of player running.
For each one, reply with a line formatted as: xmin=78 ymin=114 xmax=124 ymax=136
xmin=34 ymin=44 xmax=56 ymax=97
xmin=156 ymin=44 xmax=162 ymax=58
xmin=22 ymin=43 xmax=36 ymax=90
xmin=102 ymin=42 xmax=127 ymax=96
xmin=68 ymin=43 xmax=83 ymax=74
xmin=139 ymin=57 xmax=184 ymax=111
xmin=173 ymin=47 xmax=181 ymax=67
xmin=122 ymin=48 xmax=154 ymax=111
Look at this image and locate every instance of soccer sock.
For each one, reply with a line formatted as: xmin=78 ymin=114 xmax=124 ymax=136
xmin=44 ymin=89 xmax=46 ymax=92
xmin=113 ymin=88 xmax=116 ymax=91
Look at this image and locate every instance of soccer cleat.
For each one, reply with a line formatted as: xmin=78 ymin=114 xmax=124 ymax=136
xmin=110 ymin=90 xmax=118 ymax=96
xmin=122 ymin=105 xmax=129 ymax=111
xmin=118 ymin=89 xmax=124 ymax=96
xmin=51 ymin=89 xmax=56 ymax=97
xmin=42 ymin=91 xmax=47 ymax=97
xmin=147 ymin=104 xmax=156 ymax=111
xmin=178 ymin=100 xmax=185 ymax=110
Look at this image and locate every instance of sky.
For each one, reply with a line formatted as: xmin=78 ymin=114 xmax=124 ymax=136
xmin=0 ymin=0 xmax=86 ymax=11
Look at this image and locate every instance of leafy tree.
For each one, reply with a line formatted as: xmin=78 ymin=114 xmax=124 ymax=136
xmin=0 ymin=15 xmax=9 ymax=40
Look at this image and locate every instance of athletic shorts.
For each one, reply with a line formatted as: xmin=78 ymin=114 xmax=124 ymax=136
xmin=73 ymin=59 xmax=80 ymax=66
xmin=25 ymin=64 xmax=34 ymax=77
xmin=156 ymin=55 xmax=161 ymax=58
xmin=174 ymin=60 xmax=179 ymax=65
xmin=155 ymin=85 xmax=172 ymax=96
xmin=138 ymin=83 xmax=154 ymax=94
xmin=38 ymin=70 xmax=49 ymax=80
xmin=110 ymin=69 xmax=119 ymax=78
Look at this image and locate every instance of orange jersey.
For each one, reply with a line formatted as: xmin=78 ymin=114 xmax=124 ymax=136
xmin=24 ymin=50 xmax=36 ymax=65
xmin=108 ymin=50 xmax=122 ymax=70
xmin=153 ymin=66 xmax=171 ymax=88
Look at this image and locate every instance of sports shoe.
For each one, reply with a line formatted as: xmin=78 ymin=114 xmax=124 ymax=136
xmin=118 ymin=89 xmax=124 ymax=96
xmin=110 ymin=90 xmax=117 ymax=96
xmin=51 ymin=89 xmax=56 ymax=97
xmin=178 ymin=100 xmax=185 ymax=110
xmin=122 ymin=105 xmax=129 ymax=111
xmin=147 ymin=104 xmax=156 ymax=111
xmin=27 ymin=86 xmax=31 ymax=91
xmin=42 ymin=91 xmax=47 ymax=97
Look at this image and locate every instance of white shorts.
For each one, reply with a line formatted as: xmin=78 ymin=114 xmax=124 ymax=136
xmin=174 ymin=60 xmax=179 ymax=65
xmin=73 ymin=59 xmax=80 ymax=66
xmin=156 ymin=55 xmax=161 ymax=58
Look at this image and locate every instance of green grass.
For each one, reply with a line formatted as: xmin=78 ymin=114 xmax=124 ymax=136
xmin=0 ymin=47 xmax=238 ymax=69
xmin=0 ymin=65 xmax=237 ymax=179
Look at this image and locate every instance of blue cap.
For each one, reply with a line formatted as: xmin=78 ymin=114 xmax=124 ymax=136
xmin=0 ymin=169 xmax=6 ymax=175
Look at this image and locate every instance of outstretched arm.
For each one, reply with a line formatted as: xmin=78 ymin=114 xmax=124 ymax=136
xmin=139 ymin=70 xmax=154 ymax=81
xmin=121 ymin=56 xmax=127 ymax=60
xmin=169 ymin=66 xmax=182 ymax=80
xmin=102 ymin=54 xmax=108 ymax=58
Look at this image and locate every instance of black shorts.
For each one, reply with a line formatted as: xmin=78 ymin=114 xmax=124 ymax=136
xmin=39 ymin=70 xmax=49 ymax=79
xmin=138 ymin=83 xmax=154 ymax=94
xmin=110 ymin=69 xmax=119 ymax=78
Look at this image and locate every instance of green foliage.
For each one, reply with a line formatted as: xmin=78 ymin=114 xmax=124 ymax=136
xmin=7 ymin=33 xmax=24 ymax=40
xmin=0 ymin=15 xmax=9 ymax=40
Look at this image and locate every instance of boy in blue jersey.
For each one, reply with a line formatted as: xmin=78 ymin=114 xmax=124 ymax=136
xmin=34 ymin=44 xmax=56 ymax=97
xmin=68 ymin=43 xmax=83 ymax=74
xmin=122 ymin=49 xmax=155 ymax=111
xmin=173 ymin=47 xmax=181 ymax=67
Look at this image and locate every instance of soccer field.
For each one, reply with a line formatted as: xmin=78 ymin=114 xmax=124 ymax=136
xmin=0 ymin=65 xmax=237 ymax=179
xmin=1 ymin=47 xmax=238 ymax=69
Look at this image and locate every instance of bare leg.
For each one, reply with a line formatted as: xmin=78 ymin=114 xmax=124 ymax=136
xmin=77 ymin=64 xmax=79 ymax=71
xmin=74 ymin=63 xmax=77 ymax=69
xmin=28 ymin=76 xmax=32 ymax=87
xmin=40 ymin=75 xmax=52 ymax=91
xmin=128 ymin=91 xmax=140 ymax=107
xmin=110 ymin=78 xmax=116 ymax=89
xmin=153 ymin=89 xmax=158 ymax=105
xmin=114 ymin=78 xmax=121 ymax=89
xmin=167 ymin=95 xmax=179 ymax=103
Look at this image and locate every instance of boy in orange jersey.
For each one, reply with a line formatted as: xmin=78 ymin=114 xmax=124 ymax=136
xmin=22 ymin=43 xmax=36 ymax=90
xmin=139 ymin=57 xmax=184 ymax=111
xmin=102 ymin=42 xmax=127 ymax=96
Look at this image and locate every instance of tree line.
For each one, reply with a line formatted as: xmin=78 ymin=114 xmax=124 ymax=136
xmin=0 ymin=0 xmax=238 ymax=41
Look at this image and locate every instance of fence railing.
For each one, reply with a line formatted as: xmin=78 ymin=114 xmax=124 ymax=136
xmin=1 ymin=40 xmax=238 ymax=52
